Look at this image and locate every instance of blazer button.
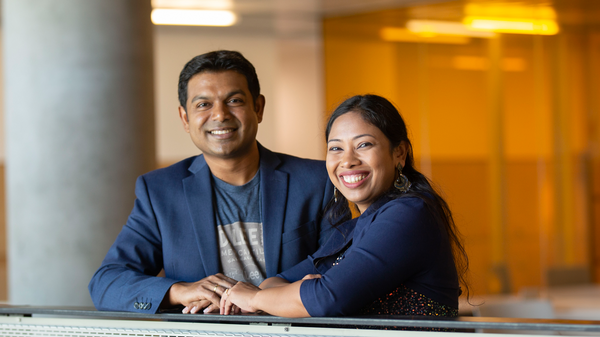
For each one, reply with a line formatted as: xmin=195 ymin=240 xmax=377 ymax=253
xmin=134 ymin=302 xmax=140 ymax=309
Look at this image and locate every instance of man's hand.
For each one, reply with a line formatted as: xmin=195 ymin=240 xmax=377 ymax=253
xmin=164 ymin=273 xmax=237 ymax=314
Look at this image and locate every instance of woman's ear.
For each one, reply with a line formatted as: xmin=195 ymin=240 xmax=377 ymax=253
xmin=394 ymin=141 xmax=409 ymax=167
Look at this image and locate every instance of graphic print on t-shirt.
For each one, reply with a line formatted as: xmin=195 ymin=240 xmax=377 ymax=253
xmin=218 ymin=221 xmax=266 ymax=285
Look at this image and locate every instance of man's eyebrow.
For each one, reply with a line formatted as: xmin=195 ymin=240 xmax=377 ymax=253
xmin=190 ymin=90 xmax=246 ymax=104
xmin=190 ymin=95 xmax=209 ymax=104
xmin=227 ymin=90 xmax=246 ymax=97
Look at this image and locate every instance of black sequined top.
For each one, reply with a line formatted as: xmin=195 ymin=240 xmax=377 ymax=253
xmin=360 ymin=284 xmax=458 ymax=317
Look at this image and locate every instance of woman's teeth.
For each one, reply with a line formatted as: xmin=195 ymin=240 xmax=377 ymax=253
xmin=342 ymin=174 xmax=366 ymax=183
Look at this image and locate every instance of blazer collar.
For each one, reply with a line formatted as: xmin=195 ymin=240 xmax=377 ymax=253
xmin=183 ymin=156 xmax=219 ymax=276
xmin=183 ymin=142 xmax=289 ymax=277
xmin=257 ymin=143 xmax=289 ymax=276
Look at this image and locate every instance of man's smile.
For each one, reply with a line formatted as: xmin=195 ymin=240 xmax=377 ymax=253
xmin=209 ymin=129 xmax=235 ymax=135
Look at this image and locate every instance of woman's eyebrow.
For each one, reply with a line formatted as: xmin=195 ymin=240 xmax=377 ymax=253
xmin=327 ymin=134 xmax=374 ymax=143
xmin=353 ymin=134 xmax=373 ymax=140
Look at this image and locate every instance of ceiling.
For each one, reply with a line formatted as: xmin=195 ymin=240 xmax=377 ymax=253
xmin=149 ymin=0 xmax=454 ymax=36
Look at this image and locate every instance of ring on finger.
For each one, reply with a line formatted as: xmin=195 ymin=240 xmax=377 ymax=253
xmin=212 ymin=284 xmax=219 ymax=293
xmin=224 ymin=288 xmax=229 ymax=296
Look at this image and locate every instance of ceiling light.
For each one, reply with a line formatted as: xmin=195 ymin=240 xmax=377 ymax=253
xmin=463 ymin=3 xmax=559 ymax=35
xmin=464 ymin=17 xmax=559 ymax=35
xmin=465 ymin=4 xmax=556 ymax=20
xmin=151 ymin=9 xmax=237 ymax=26
xmin=406 ymin=20 xmax=496 ymax=38
xmin=380 ymin=27 xmax=470 ymax=45
xmin=151 ymin=0 xmax=232 ymax=10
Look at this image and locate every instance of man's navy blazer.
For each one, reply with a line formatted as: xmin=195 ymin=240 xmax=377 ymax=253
xmin=89 ymin=143 xmax=333 ymax=313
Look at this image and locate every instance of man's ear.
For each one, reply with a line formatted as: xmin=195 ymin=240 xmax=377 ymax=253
xmin=178 ymin=106 xmax=190 ymax=133
xmin=394 ymin=141 xmax=409 ymax=168
xmin=254 ymin=94 xmax=265 ymax=123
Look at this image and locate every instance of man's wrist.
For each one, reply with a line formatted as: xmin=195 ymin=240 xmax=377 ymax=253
xmin=165 ymin=282 xmax=184 ymax=307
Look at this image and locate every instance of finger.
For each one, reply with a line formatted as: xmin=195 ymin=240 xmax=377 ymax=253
xmin=204 ymin=290 xmax=223 ymax=307
xmin=182 ymin=306 xmax=190 ymax=314
xmin=189 ymin=306 xmax=199 ymax=314
xmin=220 ymin=289 xmax=230 ymax=315
xmin=203 ymin=303 xmax=219 ymax=313
xmin=196 ymin=299 xmax=211 ymax=310
xmin=212 ymin=273 xmax=239 ymax=287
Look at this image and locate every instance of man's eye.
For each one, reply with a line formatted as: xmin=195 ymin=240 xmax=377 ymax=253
xmin=197 ymin=102 xmax=210 ymax=108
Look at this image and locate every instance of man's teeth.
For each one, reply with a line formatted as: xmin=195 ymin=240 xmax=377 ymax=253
xmin=210 ymin=129 xmax=233 ymax=135
xmin=342 ymin=174 xmax=366 ymax=183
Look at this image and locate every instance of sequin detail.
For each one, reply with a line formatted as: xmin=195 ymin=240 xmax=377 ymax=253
xmin=332 ymin=245 xmax=350 ymax=266
xmin=359 ymin=284 xmax=458 ymax=331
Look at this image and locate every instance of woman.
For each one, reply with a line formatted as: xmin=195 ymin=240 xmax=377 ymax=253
xmin=218 ymin=94 xmax=469 ymax=318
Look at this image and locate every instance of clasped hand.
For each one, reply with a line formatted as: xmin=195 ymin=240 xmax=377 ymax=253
xmin=219 ymin=281 xmax=262 ymax=315
xmin=167 ymin=273 xmax=237 ymax=314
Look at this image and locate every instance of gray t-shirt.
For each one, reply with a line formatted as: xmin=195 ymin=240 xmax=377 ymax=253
xmin=212 ymin=172 xmax=266 ymax=286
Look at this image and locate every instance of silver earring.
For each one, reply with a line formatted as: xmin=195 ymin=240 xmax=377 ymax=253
xmin=334 ymin=186 xmax=338 ymax=202
xmin=394 ymin=163 xmax=411 ymax=192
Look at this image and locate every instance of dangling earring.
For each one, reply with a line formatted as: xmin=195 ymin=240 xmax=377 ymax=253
xmin=394 ymin=163 xmax=411 ymax=192
xmin=333 ymin=186 xmax=338 ymax=202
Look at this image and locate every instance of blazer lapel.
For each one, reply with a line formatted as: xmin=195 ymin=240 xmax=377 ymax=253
xmin=183 ymin=155 xmax=221 ymax=276
xmin=258 ymin=145 xmax=289 ymax=276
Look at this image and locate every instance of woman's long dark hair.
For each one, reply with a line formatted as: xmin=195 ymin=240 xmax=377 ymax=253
xmin=324 ymin=94 xmax=470 ymax=298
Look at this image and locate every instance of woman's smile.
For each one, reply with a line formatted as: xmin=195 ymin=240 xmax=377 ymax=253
xmin=326 ymin=111 xmax=403 ymax=213
xmin=339 ymin=171 xmax=370 ymax=187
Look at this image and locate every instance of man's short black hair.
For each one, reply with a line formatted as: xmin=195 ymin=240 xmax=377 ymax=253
xmin=178 ymin=50 xmax=260 ymax=110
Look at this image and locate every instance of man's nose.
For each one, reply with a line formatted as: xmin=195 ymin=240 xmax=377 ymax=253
xmin=211 ymin=102 xmax=231 ymax=122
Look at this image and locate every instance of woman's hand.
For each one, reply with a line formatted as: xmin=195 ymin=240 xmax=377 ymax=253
xmin=220 ymin=282 xmax=261 ymax=315
xmin=302 ymin=274 xmax=322 ymax=280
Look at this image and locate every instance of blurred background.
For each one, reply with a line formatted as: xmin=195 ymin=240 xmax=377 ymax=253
xmin=0 ymin=0 xmax=599 ymax=318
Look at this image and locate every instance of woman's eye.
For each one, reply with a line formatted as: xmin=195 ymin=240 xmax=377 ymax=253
xmin=358 ymin=142 xmax=372 ymax=149
xmin=328 ymin=146 xmax=342 ymax=152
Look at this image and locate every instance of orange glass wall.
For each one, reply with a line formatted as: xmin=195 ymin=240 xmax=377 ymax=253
xmin=323 ymin=0 xmax=600 ymax=297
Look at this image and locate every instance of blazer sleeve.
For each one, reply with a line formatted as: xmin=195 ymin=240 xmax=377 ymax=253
xmin=276 ymin=257 xmax=317 ymax=282
xmin=317 ymin=179 xmax=335 ymax=247
xmin=88 ymin=175 xmax=179 ymax=313
xmin=298 ymin=200 xmax=441 ymax=317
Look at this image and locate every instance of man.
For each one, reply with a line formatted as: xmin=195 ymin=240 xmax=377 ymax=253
xmin=89 ymin=50 xmax=333 ymax=314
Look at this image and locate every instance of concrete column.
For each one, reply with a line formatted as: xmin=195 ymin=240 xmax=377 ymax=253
xmin=3 ymin=0 xmax=156 ymax=306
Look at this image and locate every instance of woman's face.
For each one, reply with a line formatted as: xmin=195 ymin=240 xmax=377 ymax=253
xmin=326 ymin=111 xmax=407 ymax=213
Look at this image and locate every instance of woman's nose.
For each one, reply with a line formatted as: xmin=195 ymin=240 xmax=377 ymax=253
xmin=340 ymin=150 xmax=360 ymax=168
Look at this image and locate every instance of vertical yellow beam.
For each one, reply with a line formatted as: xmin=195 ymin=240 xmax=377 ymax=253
xmin=533 ymin=34 xmax=551 ymax=287
xmin=418 ymin=43 xmax=433 ymax=179
xmin=488 ymin=36 xmax=509 ymax=293
xmin=551 ymin=34 xmax=574 ymax=265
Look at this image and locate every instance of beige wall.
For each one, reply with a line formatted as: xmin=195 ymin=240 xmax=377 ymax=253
xmin=153 ymin=25 xmax=325 ymax=166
